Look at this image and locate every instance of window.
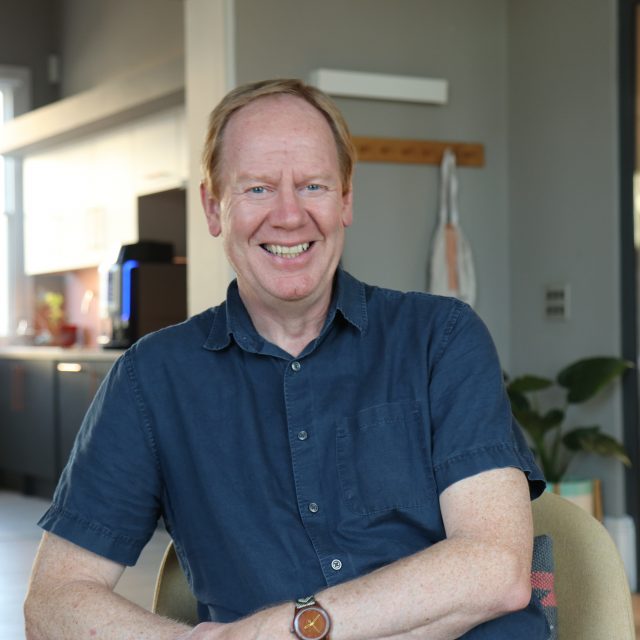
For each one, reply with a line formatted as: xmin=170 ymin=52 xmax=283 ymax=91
xmin=0 ymin=90 xmax=7 ymax=336
xmin=0 ymin=66 xmax=31 ymax=339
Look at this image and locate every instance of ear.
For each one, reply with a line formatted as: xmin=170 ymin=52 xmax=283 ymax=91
xmin=200 ymin=181 xmax=222 ymax=237
xmin=341 ymin=181 xmax=354 ymax=228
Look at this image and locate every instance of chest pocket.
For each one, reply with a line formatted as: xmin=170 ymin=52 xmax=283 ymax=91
xmin=336 ymin=401 xmax=436 ymax=515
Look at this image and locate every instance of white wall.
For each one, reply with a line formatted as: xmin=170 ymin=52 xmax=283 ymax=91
xmin=508 ymin=0 xmax=625 ymax=514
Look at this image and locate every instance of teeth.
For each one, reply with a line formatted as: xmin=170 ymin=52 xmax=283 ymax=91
xmin=263 ymin=243 xmax=310 ymax=258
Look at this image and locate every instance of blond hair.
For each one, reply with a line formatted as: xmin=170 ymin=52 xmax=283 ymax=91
xmin=201 ymin=78 xmax=356 ymax=198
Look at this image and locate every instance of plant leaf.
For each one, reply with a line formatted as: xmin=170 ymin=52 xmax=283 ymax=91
xmin=506 ymin=389 xmax=530 ymax=412
xmin=542 ymin=408 xmax=564 ymax=428
xmin=507 ymin=375 xmax=553 ymax=394
xmin=556 ymin=357 xmax=632 ymax=403
xmin=513 ymin=408 xmax=560 ymax=438
xmin=562 ymin=426 xmax=631 ymax=466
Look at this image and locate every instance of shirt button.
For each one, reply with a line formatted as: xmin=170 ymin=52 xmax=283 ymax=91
xmin=331 ymin=559 xmax=342 ymax=571
xmin=291 ymin=361 xmax=301 ymax=372
xmin=297 ymin=430 xmax=308 ymax=441
xmin=308 ymin=502 xmax=319 ymax=513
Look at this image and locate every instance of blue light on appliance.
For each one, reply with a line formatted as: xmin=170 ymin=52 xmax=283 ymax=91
xmin=121 ymin=260 xmax=139 ymax=322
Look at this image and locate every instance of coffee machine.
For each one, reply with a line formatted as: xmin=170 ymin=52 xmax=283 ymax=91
xmin=100 ymin=241 xmax=187 ymax=349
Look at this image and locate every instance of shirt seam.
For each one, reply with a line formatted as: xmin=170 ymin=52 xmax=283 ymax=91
xmin=432 ymin=299 xmax=467 ymax=369
xmin=433 ymin=441 xmax=518 ymax=472
xmin=123 ymin=348 xmax=164 ymax=478
xmin=44 ymin=502 xmax=145 ymax=548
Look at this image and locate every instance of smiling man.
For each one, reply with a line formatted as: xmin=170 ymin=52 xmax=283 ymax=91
xmin=200 ymin=92 xmax=353 ymax=356
xmin=25 ymin=79 xmax=549 ymax=640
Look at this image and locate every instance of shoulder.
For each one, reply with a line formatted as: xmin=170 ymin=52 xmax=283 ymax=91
xmin=125 ymin=307 xmax=219 ymax=364
xmin=352 ymin=277 xmax=492 ymax=365
xmin=362 ymin=279 xmax=475 ymax=332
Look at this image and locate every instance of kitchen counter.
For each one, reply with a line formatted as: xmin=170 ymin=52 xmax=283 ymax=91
xmin=0 ymin=345 xmax=125 ymax=361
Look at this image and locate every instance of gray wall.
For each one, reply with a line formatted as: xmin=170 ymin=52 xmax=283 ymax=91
xmin=59 ymin=0 xmax=184 ymax=97
xmin=0 ymin=0 xmax=60 ymax=108
xmin=235 ymin=0 xmax=513 ymax=363
xmin=508 ymin=0 xmax=625 ymax=514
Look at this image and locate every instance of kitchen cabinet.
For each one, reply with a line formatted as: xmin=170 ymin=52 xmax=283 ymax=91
xmin=0 ymin=349 xmax=120 ymax=496
xmin=56 ymin=359 xmax=113 ymax=474
xmin=23 ymin=106 xmax=187 ymax=275
xmin=23 ymin=138 xmax=100 ymax=274
xmin=131 ymin=106 xmax=188 ymax=196
xmin=0 ymin=358 xmax=56 ymax=484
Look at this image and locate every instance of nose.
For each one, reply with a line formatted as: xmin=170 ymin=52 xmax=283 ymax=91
xmin=270 ymin=185 xmax=306 ymax=228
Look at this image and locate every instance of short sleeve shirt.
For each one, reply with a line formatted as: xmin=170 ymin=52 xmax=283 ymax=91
xmin=39 ymin=269 xmax=548 ymax=637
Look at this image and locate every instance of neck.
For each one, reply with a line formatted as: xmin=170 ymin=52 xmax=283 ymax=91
xmin=238 ymin=287 xmax=332 ymax=358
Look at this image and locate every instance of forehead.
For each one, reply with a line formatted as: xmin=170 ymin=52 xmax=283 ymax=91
xmin=221 ymin=95 xmax=339 ymax=168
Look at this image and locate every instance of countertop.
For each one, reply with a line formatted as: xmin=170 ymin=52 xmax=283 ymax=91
xmin=0 ymin=345 xmax=125 ymax=361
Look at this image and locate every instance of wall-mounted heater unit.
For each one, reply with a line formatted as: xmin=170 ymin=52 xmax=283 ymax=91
xmin=308 ymin=68 xmax=448 ymax=105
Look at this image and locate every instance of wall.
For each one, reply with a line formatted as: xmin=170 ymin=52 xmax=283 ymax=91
xmin=508 ymin=0 xmax=625 ymax=514
xmin=59 ymin=0 xmax=184 ymax=97
xmin=0 ymin=0 xmax=60 ymax=108
xmin=234 ymin=0 xmax=512 ymax=363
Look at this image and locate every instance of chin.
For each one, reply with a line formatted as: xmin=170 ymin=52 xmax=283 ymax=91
xmin=269 ymin=275 xmax=319 ymax=302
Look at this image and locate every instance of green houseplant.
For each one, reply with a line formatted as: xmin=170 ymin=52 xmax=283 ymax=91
xmin=506 ymin=356 xmax=632 ymax=484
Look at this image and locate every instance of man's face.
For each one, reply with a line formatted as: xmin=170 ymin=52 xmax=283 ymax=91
xmin=201 ymin=95 xmax=353 ymax=311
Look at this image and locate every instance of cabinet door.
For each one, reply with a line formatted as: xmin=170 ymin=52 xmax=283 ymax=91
xmin=0 ymin=359 xmax=56 ymax=479
xmin=131 ymin=106 xmax=187 ymax=196
xmin=23 ymin=140 xmax=96 ymax=274
xmin=92 ymin=128 xmax=137 ymax=253
xmin=56 ymin=360 xmax=113 ymax=474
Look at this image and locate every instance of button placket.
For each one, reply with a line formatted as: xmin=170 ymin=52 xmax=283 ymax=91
xmin=284 ymin=355 xmax=347 ymax=585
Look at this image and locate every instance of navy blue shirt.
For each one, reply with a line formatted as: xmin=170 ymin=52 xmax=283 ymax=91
xmin=40 ymin=269 xmax=547 ymax=637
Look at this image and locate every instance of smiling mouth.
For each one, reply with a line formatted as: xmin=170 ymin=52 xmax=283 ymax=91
xmin=261 ymin=242 xmax=311 ymax=259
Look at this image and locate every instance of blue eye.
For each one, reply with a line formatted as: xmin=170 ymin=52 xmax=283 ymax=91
xmin=306 ymin=184 xmax=322 ymax=191
xmin=250 ymin=186 xmax=266 ymax=194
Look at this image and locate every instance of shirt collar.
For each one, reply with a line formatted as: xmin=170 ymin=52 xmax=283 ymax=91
xmin=203 ymin=268 xmax=367 ymax=352
xmin=327 ymin=267 xmax=368 ymax=334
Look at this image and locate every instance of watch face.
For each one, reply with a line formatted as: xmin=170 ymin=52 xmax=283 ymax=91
xmin=293 ymin=605 xmax=331 ymax=639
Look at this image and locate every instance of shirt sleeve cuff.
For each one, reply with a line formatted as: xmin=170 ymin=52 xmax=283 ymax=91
xmin=38 ymin=502 xmax=149 ymax=566
xmin=433 ymin=442 xmax=547 ymax=499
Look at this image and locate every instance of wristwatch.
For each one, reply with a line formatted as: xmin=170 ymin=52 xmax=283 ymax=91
xmin=291 ymin=596 xmax=331 ymax=639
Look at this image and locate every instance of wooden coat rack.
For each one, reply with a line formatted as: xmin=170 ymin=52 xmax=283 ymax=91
xmin=352 ymin=136 xmax=484 ymax=167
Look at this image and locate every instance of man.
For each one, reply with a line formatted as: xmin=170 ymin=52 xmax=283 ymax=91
xmin=25 ymin=79 xmax=548 ymax=639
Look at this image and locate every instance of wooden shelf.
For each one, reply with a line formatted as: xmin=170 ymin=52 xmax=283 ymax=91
xmin=352 ymin=136 xmax=484 ymax=167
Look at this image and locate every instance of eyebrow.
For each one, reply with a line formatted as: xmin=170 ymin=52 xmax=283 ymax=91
xmin=235 ymin=169 xmax=339 ymax=185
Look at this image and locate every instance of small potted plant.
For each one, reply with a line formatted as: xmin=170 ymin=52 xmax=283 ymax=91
xmin=506 ymin=356 xmax=632 ymax=518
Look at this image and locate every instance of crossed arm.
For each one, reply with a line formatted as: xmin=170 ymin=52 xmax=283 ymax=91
xmin=24 ymin=467 xmax=534 ymax=640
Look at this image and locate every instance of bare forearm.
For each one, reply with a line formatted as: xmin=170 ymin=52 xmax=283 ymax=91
xmin=316 ymin=535 xmax=530 ymax=640
xmin=25 ymin=579 xmax=193 ymax=640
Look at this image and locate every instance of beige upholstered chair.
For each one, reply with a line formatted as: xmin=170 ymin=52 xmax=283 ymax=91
xmin=152 ymin=541 xmax=199 ymax=625
xmin=153 ymin=491 xmax=636 ymax=638
xmin=532 ymin=490 xmax=635 ymax=639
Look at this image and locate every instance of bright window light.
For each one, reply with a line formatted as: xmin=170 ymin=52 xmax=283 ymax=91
xmin=0 ymin=89 xmax=7 ymax=337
